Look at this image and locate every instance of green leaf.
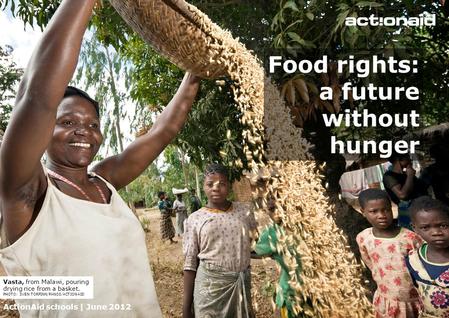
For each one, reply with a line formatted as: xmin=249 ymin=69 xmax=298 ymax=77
xmin=334 ymin=10 xmax=351 ymax=33
xmin=284 ymin=19 xmax=302 ymax=31
xmin=287 ymin=32 xmax=303 ymax=43
xmin=337 ymin=3 xmax=350 ymax=11
xmin=305 ymin=12 xmax=314 ymax=21
xmin=283 ymin=0 xmax=300 ymax=12
xmin=272 ymin=12 xmax=280 ymax=28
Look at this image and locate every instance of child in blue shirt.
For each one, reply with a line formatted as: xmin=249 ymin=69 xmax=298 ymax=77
xmin=406 ymin=196 xmax=449 ymax=317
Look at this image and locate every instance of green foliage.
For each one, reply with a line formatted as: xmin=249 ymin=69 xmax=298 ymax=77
xmin=91 ymin=2 xmax=131 ymax=49
xmin=1 ymin=0 xmax=58 ymax=29
xmin=272 ymin=0 xmax=447 ymax=54
xmin=119 ymin=163 xmax=163 ymax=207
xmin=5 ymin=0 xmax=447 ymax=169
xmin=121 ymin=35 xmax=183 ymax=118
xmin=0 ymin=45 xmax=23 ymax=133
xmin=75 ymin=31 xmax=132 ymax=156
xmin=0 ymin=1 xmax=275 ymax=180
xmin=193 ymin=0 xmax=277 ymax=59
xmin=271 ymin=0 xmax=449 ymax=156
xmin=139 ymin=216 xmax=151 ymax=232
xmin=119 ymin=149 xmax=204 ymax=208
xmin=162 ymin=146 xmax=188 ymax=190
xmin=122 ymin=35 xmax=250 ymax=181
xmin=177 ymin=80 xmax=249 ymax=181
xmin=161 ymin=146 xmax=198 ymax=197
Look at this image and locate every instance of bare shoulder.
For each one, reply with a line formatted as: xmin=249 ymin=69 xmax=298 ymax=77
xmin=91 ymin=157 xmax=116 ymax=183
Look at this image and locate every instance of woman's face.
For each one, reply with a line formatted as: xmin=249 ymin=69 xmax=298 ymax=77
xmin=47 ymin=96 xmax=103 ymax=168
xmin=398 ymin=157 xmax=412 ymax=170
xmin=203 ymin=173 xmax=229 ymax=205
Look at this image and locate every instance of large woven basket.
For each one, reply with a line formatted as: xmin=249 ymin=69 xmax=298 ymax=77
xmin=108 ymin=0 xmax=228 ymax=79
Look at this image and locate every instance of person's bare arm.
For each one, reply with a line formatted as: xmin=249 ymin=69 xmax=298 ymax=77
xmin=390 ymin=167 xmax=416 ymax=200
xmin=93 ymin=73 xmax=200 ymax=189
xmin=0 ymin=0 xmax=95 ymax=192
xmin=0 ymin=0 xmax=96 ymax=241
xmin=183 ymin=270 xmax=196 ymax=318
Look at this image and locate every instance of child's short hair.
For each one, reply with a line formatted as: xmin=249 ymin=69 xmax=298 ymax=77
xmin=157 ymin=191 xmax=165 ymax=198
xmin=409 ymin=196 xmax=449 ymax=220
xmin=358 ymin=189 xmax=391 ymax=209
xmin=387 ymin=151 xmax=410 ymax=164
xmin=204 ymin=163 xmax=229 ymax=179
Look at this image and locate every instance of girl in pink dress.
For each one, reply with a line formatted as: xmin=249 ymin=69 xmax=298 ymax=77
xmin=356 ymin=189 xmax=423 ymax=317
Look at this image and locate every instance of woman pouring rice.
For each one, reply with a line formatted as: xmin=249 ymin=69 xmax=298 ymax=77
xmin=0 ymin=0 xmax=200 ymax=317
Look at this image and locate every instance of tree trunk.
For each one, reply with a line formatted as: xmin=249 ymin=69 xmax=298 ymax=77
xmin=105 ymin=46 xmax=131 ymax=196
xmin=195 ymin=166 xmax=201 ymax=201
xmin=105 ymin=46 xmax=125 ymax=154
xmin=177 ymin=147 xmax=189 ymax=187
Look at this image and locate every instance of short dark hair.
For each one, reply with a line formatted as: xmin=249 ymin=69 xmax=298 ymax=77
xmin=429 ymin=144 xmax=446 ymax=160
xmin=388 ymin=151 xmax=410 ymax=164
xmin=358 ymin=189 xmax=391 ymax=209
xmin=204 ymin=163 xmax=229 ymax=179
xmin=157 ymin=191 xmax=165 ymax=198
xmin=64 ymin=86 xmax=100 ymax=117
xmin=410 ymin=196 xmax=449 ymax=220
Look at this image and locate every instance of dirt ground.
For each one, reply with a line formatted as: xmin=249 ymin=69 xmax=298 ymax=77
xmin=0 ymin=208 xmax=277 ymax=318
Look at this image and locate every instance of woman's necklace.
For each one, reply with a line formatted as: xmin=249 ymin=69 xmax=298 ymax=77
xmin=47 ymin=169 xmax=107 ymax=204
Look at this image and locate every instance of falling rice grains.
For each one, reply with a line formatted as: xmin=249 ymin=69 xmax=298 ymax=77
xmin=109 ymin=0 xmax=374 ymax=316
xmin=181 ymin=7 xmax=374 ymax=317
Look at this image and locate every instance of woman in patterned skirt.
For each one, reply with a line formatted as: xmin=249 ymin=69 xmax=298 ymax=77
xmin=158 ymin=191 xmax=176 ymax=243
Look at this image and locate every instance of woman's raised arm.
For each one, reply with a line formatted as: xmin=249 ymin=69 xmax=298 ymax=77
xmin=0 ymin=0 xmax=96 ymax=243
xmin=0 ymin=0 xmax=96 ymax=193
xmin=93 ymin=72 xmax=201 ymax=190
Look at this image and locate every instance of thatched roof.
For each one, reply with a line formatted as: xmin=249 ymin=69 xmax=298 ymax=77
xmin=417 ymin=122 xmax=449 ymax=138
xmin=404 ymin=122 xmax=449 ymax=142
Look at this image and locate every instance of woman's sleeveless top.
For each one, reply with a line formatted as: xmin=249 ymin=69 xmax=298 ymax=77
xmin=0 ymin=172 xmax=162 ymax=317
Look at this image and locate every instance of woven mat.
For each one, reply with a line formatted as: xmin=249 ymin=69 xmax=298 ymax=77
xmin=109 ymin=0 xmax=229 ymax=79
